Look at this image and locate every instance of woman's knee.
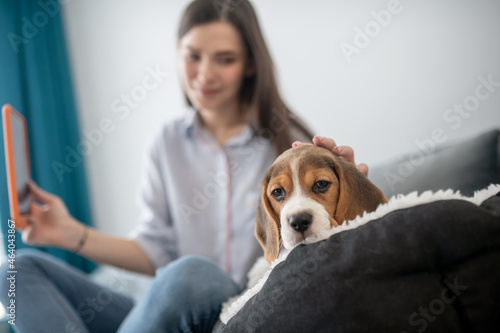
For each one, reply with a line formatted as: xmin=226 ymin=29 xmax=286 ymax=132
xmin=152 ymin=255 xmax=240 ymax=304
xmin=157 ymin=255 xmax=214 ymax=276
xmin=0 ymin=249 xmax=46 ymax=306
xmin=3 ymin=248 xmax=51 ymax=273
xmin=155 ymin=255 xmax=228 ymax=288
xmin=136 ymin=256 xmax=240 ymax=329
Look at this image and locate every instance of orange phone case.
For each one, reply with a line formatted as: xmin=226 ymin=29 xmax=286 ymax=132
xmin=2 ymin=104 xmax=31 ymax=229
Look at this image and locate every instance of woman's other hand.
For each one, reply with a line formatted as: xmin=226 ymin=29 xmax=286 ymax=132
xmin=292 ymin=136 xmax=369 ymax=177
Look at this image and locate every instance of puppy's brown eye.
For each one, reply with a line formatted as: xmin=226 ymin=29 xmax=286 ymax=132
xmin=313 ymin=180 xmax=330 ymax=193
xmin=272 ymin=188 xmax=286 ymax=201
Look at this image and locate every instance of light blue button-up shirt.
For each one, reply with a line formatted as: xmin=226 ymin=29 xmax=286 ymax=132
xmin=129 ymin=107 xmax=306 ymax=287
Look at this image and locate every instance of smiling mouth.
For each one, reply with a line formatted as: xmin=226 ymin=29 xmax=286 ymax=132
xmin=198 ymin=89 xmax=220 ymax=96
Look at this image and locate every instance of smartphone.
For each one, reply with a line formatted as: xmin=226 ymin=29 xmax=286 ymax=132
xmin=2 ymin=104 xmax=31 ymax=229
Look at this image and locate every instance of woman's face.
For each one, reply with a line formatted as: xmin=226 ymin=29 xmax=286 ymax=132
xmin=177 ymin=21 xmax=253 ymax=114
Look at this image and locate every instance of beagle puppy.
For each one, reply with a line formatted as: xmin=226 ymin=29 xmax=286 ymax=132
xmin=255 ymin=145 xmax=388 ymax=263
xmin=220 ymin=145 xmax=388 ymax=323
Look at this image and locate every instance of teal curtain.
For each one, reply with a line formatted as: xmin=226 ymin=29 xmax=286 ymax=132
xmin=0 ymin=0 xmax=96 ymax=273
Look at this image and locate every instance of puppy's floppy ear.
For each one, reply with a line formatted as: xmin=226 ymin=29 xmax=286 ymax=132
xmin=332 ymin=156 xmax=388 ymax=223
xmin=255 ymin=175 xmax=281 ymax=264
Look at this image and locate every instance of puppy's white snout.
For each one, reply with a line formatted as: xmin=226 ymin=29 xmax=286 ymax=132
xmin=289 ymin=213 xmax=313 ymax=233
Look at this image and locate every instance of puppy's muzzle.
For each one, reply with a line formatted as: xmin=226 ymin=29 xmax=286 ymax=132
xmin=289 ymin=213 xmax=313 ymax=233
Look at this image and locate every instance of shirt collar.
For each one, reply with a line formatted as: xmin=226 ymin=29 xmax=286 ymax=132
xmin=184 ymin=106 xmax=255 ymax=148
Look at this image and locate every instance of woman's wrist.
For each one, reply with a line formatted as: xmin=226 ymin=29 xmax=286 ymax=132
xmin=58 ymin=217 xmax=88 ymax=251
xmin=72 ymin=225 xmax=89 ymax=253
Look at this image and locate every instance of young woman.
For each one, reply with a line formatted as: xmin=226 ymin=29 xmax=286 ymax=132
xmin=0 ymin=1 xmax=367 ymax=332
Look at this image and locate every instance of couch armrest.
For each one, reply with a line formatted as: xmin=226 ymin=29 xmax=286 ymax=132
xmin=369 ymin=129 xmax=500 ymax=198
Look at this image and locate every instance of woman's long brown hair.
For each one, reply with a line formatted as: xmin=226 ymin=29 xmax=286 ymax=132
xmin=178 ymin=0 xmax=313 ymax=155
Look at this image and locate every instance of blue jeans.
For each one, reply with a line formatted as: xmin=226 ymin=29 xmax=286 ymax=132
xmin=0 ymin=249 xmax=240 ymax=333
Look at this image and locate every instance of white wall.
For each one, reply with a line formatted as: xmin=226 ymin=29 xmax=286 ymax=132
xmin=61 ymin=0 xmax=500 ymax=234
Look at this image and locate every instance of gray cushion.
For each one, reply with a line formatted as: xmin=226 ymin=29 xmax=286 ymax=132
xmin=217 ymin=193 xmax=500 ymax=332
xmin=369 ymin=129 xmax=500 ymax=198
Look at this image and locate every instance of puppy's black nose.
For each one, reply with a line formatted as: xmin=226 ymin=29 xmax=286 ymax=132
xmin=289 ymin=213 xmax=312 ymax=233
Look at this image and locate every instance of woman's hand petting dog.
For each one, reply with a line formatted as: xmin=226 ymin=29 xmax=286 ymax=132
xmin=293 ymin=136 xmax=369 ymax=177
